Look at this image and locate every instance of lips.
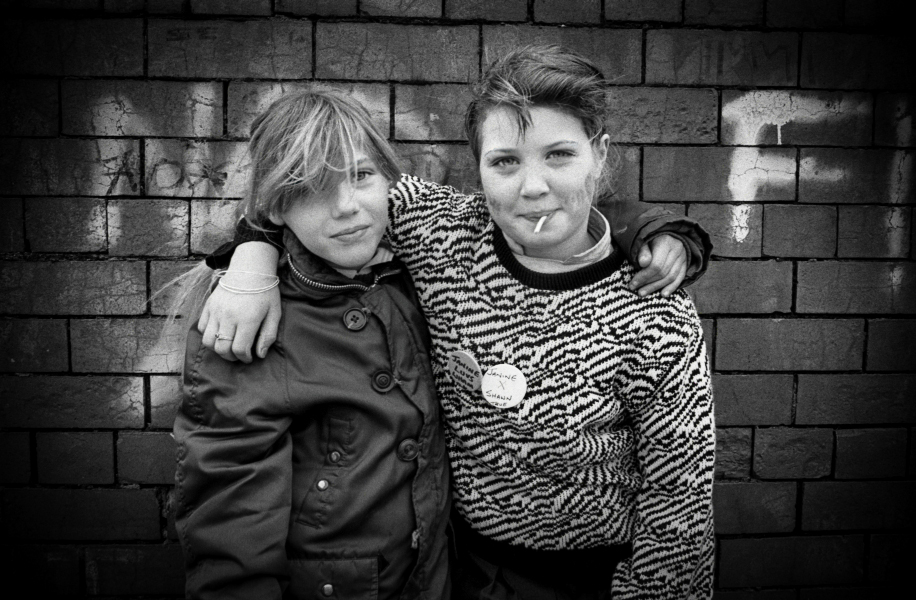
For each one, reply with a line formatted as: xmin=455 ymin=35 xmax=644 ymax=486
xmin=521 ymin=210 xmax=555 ymax=222
xmin=331 ymin=225 xmax=370 ymax=241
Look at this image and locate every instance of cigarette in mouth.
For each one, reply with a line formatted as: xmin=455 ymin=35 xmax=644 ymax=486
xmin=534 ymin=215 xmax=548 ymax=233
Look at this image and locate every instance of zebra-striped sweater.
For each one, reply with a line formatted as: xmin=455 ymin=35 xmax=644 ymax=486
xmin=386 ymin=175 xmax=716 ymax=599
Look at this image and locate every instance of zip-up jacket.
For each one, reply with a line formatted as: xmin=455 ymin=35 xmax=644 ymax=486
xmin=174 ymin=230 xmax=451 ymax=600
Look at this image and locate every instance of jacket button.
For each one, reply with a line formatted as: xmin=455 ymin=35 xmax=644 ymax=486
xmin=371 ymin=370 xmax=396 ymax=393
xmin=397 ymin=438 xmax=419 ymax=461
xmin=316 ymin=479 xmax=329 ymax=491
xmin=321 ymin=583 xmax=334 ymax=596
xmin=342 ymin=308 xmax=367 ymax=331
xmin=328 ymin=451 xmax=341 ymax=463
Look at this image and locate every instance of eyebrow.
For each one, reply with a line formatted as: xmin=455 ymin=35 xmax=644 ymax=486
xmin=483 ymin=140 xmax=580 ymax=158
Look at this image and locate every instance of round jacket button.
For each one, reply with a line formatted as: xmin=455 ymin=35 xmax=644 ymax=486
xmin=321 ymin=583 xmax=334 ymax=596
xmin=342 ymin=308 xmax=367 ymax=331
xmin=328 ymin=451 xmax=341 ymax=463
xmin=397 ymin=438 xmax=419 ymax=461
xmin=316 ymin=479 xmax=329 ymax=491
xmin=371 ymin=370 xmax=396 ymax=393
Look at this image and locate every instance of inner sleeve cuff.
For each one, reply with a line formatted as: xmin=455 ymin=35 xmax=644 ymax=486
xmin=204 ymin=218 xmax=284 ymax=269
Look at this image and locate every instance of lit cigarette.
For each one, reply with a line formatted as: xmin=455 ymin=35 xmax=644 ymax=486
xmin=534 ymin=215 xmax=547 ymax=233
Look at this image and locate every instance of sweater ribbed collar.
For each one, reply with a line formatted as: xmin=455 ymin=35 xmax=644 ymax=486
xmin=491 ymin=222 xmax=624 ymax=291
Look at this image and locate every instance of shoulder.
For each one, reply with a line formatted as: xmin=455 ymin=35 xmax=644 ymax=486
xmin=394 ymin=174 xmax=487 ymax=213
xmin=586 ymin=265 xmax=701 ymax=348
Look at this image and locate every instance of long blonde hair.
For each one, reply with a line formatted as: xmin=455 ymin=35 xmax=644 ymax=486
xmin=159 ymin=89 xmax=402 ymax=325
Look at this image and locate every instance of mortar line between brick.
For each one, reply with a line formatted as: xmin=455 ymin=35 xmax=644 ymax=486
xmin=144 ymin=374 xmax=152 ymax=429
xmin=640 ymin=26 xmax=647 ymax=85
xmin=791 ymin=374 xmax=798 ymax=425
xmin=222 ymin=80 xmax=229 ymax=137
xmin=112 ymin=429 xmax=120 ymax=483
xmin=716 ymin=89 xmax=722 ymax=145
xmin=790 ymin=259 xmax=798 ymax=313
xmin=18 ymin=197 xmax=30 ymax=253
xmin=388 ymin=84 xmax=395 ymax=140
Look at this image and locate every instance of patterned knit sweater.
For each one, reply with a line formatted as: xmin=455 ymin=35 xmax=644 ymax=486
xmin=386 ymin=175 xmax=716 ymax=599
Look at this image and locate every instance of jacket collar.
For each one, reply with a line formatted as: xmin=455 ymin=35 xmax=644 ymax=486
xmin=281 ymin=228 xmax=403 ymax=294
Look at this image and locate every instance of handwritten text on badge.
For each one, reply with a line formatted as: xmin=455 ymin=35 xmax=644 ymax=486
xmin=447 ymin=350 xmax=483 ymax=391
xmin=481 ymin=364 xmax=527 ymax=409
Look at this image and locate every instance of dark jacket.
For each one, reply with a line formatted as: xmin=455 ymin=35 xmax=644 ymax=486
xmin=174 ymin=230 xmax=451 ymax=600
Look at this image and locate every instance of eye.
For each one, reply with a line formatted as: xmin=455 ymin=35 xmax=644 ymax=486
xmin=353 ymin=169 xmax=374 ymax=182
xmin=489 ymin=156 xmax=518 ymax=168
xmin=547 ymin=149 xmax=575 ymax=159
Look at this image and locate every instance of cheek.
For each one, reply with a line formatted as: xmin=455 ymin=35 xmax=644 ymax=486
xmin=481 ymin=177 xmax=515 ymax=215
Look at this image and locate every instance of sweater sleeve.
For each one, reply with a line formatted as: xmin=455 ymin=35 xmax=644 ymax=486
xmin=612 ymin=303 xmax=716 ymax=600
xmin=173 ymin=330 xmax=292 ymax=600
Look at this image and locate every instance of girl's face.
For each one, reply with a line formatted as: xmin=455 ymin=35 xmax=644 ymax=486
xmin=272 ymin=152 xmax=390 ymax=271
xmin=478 ymin=106 xmax=609 ymax=260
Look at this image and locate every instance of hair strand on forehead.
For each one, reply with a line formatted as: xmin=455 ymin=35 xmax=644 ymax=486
xmin=467 ymin=44 xmax=619 ymax=202
xmin=240 ymin=89 xmax=401 ymax=228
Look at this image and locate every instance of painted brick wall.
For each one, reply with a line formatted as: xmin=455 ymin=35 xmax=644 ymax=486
xmin=0 ymin=1 xmax=912 ymax=596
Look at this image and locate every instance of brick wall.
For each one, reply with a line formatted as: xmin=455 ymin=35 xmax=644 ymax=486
xmin=0 ymin=1 xmax=912 ymax=596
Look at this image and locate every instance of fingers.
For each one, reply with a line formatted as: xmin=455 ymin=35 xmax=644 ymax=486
xmin=200 ymin=305 xmax=220 ymax=349
xmin=213 ymin=323 xmax=238 ymax=362
xmin=632 ymin=241 xmax=678 ymax=297
xmin=255 ymin=300 xmax=282 ymax=359
xmin=197 ymin=301 xmax=210 ymax=334
xmin=231 ymin=322 xmax=258 ymax=364
xmin=661 ymin=270 xmax=685 ymax=297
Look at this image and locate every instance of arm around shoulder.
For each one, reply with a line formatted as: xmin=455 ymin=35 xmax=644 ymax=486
xmin=605 ymin=200 xmax=712 ymax=285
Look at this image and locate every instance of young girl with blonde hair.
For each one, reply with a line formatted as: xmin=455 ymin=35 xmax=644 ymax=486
xmin=171 ymin=90 xmax=450 ymax=600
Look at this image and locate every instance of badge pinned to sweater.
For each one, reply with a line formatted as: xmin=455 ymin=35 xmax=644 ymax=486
xmin=447 ymin=350 xmax=482 ymax=391
xmin=481 ymin=364 xmax=527 ymax=409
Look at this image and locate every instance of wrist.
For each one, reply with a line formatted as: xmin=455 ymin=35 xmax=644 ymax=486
xmin=228 ymin=241 xmax=280 ymax=276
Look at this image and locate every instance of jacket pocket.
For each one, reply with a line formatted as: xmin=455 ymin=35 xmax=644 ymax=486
xmin=287 ymin=556 xmax=378 ymax=600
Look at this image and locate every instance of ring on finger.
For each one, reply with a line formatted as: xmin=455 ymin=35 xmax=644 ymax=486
xmin=215 ymin=333 xmax=234 ymax=341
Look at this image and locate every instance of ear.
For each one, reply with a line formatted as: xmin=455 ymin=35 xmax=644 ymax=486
xmin=267 ymin=212 xmax=285 ymax=226
xmin=594 ymin=133 xmax=611 ymax=166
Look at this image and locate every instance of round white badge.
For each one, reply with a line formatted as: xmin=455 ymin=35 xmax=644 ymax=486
xmin=447 ymin=350 xmax=483 ymax=391
xmin=481 ymin=363 xmax=527 ymax=409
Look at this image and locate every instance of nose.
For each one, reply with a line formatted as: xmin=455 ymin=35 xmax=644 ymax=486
xmin=331 ymin=182 xmax=359 ymax=217
xmin=519 ymin=165 xmax=548 ymax=200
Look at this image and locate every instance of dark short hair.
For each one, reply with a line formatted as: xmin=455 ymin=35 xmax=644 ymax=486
xmin=465 ymin=44 xmax=612 ymax=163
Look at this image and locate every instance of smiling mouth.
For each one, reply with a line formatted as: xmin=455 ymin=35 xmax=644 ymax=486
xmin=331 ymin=225 xmax=370 ymax=241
